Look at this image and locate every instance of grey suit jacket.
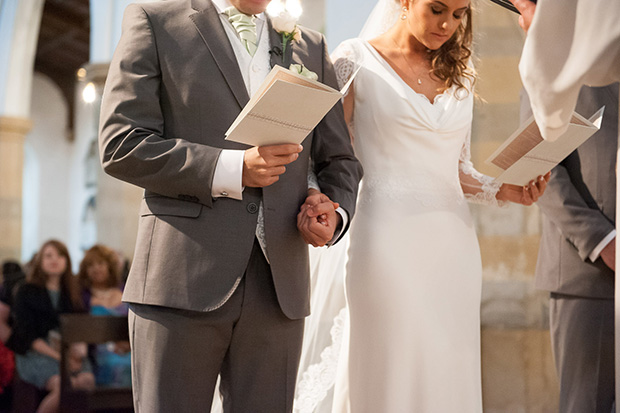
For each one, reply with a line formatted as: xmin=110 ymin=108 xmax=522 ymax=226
xmin=98 ymin=0 xmax=362 ymax=319
xmin=521 ymin=84 xmax=618 ymax=299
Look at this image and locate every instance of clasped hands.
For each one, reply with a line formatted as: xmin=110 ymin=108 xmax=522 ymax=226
xmin=297 ymin=189 xmax=341 ymax=247
xmin=242 ymin=143 xmax=340 ymax=247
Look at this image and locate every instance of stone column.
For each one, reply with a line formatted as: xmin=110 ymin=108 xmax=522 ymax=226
xmin=0 ymin=0 xmax=45 ymax=261
xmin=0 ymin=116 xmax=32 ymax=262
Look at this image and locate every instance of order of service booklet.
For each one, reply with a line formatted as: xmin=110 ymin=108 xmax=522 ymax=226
xmin=225 ymin=65 xmax=357 ymax=146
xmin=486 ymin=107 xmax=604 ymax=186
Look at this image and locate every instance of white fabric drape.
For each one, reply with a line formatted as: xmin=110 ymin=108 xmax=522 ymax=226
xmin=519 ymin=0 xmax=620 ymax=141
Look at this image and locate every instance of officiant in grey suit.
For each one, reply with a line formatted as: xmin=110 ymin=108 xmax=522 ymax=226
xmin=98 ymin=0 xmax=362 ymax=411
xmin=522 ymin=83 xmax=618 ymax=413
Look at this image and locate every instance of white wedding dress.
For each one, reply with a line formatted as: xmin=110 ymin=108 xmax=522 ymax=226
xmin=294 ymin=38 xmax=501 ymax=413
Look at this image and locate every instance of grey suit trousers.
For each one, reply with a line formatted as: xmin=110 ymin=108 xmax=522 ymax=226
xmin=550 ymin=293 xmax=615 ymax=413
xmin=128 ymin=240 xmax=305 ymax=413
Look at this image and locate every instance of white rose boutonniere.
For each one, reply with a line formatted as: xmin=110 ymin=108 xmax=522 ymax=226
xmin=269 ymin=7 xmax=302 ymax=65
xmin=289 ymin=64 xmax=318 ymax=81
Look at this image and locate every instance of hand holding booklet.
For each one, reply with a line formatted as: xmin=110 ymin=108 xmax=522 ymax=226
xmin=486 ymin=107 xmax=604 ymax=186
xmin=225 ymin=65 xmax=357 ymax=146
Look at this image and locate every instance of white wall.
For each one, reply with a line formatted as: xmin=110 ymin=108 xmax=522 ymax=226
xmin=295 ymin=0 xmax=377 ymax=51
xmin=325 ymin=0 xmax=377 ymax=51
xmin=22 ymin=73 xmax=72 ymax=260
xmin=298 ymin=0 xmax=325 ymax=32
xmin=67 ymin=83 xmax=99 ymax=268
xmin=90 ymin=0 xmax=155 ymax=64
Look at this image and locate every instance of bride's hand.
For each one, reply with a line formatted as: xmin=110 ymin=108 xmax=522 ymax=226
xmin=297 ymin=192 xmax=340 ymax=247
xmin=496 ymin=172 xmax=550 ymax=206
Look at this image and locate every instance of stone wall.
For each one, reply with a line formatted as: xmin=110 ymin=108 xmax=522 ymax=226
xmin=471 ymin=1 xmax=559 ymax=410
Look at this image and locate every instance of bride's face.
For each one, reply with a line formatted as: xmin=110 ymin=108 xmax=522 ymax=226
xmin=401 ymin=0 xmax=470 ymax=50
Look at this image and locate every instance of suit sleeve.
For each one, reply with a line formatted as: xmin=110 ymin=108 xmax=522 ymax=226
xmin=520 ymin=90 xmax=615 ymax=261
xmin=98 ymin=5 xmax=220 ymax=207
xmin=536 ymin=162 xmax=614 ymax=261
xmin=310 ymin=34 xmax=363 ymax=228
xmin=519 ymin=0 xmax=620 ymax=141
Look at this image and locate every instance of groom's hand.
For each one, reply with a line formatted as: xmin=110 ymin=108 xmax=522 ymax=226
xmin=243 ymin=144 xmax=303 ymax=187
xmin=600 ymin=237 xmax=616 ymax=271
xmin=297 ymin=192 xmax=341 ymax=247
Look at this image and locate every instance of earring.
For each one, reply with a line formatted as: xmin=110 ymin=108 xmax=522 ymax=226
xmin=401 ymin=6 xmax=408 ymax=20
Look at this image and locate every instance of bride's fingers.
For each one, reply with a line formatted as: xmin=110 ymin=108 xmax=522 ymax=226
xmin=530 ymin=174 xmax=549 ymax=201
xmin=528 ymin=179 xmax=540 ymax=202
xmin=297 ymin=209 xmax=332 ymax=246
xmin=298 ymin=222 xmax=322 ymax=247
xmin=522 ymin=185 xmax=533 ymax=206
xmin=307 ymin=200 xmax=340 ymax=218
xmin=535 ymin=176 xmax=547 ymax=197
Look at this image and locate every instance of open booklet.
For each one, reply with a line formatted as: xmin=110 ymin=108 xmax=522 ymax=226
xmin=225 ymin=65 xmax=357 ymax=146
xmin=485 ymin=107 xmax=604 ymax=186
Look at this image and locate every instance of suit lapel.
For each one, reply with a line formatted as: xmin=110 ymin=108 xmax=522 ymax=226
xmin=189 ymin=1 xmax=250 ymax=108
xmin=267 ymin=17 xmax=293 ymax=69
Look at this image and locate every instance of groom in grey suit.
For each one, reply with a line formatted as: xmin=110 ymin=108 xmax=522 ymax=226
xmin=98 ymin=0 xmax=362 ymax=411
xmin=522 ymin=83 xmax=618 ymax=413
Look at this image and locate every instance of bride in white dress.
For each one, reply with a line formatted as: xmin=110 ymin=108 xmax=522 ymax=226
xmin=293 ymin=0 xmax=549 ymax=412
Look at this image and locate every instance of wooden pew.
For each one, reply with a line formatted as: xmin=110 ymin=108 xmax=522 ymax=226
xmin=59 ymin=314 xmax=133 ymax=412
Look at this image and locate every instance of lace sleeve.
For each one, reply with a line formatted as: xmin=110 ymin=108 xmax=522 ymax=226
xmin=459 ymin=129 xmax=504 ymax=206
xmin=330 ymin=40 xmax=362 ymax=92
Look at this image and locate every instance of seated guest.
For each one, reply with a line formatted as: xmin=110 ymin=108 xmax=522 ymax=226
xmin=0 ymin=261 xmax=26 ymax=342
xmin=78 ymin=245 xmax=131 ymax=387
xmin=9 ymin=240 xmax=94 ymax=413
xmin=0 ymin=261 xmax=25 ymax=404
xmin=1 ymin=261 xmax=26 ymax=307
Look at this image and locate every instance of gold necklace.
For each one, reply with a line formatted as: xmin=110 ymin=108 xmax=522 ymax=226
xmin=390 ymin=38 xmax=428 ymax=86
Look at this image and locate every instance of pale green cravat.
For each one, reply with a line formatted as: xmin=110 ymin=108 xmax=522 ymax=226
xmin=225 ymin=6 xmax=258 ymax=57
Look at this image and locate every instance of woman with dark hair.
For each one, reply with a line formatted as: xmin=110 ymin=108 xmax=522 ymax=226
xmin=78 ymin=245 xmax=125 ymax=315
xmin=9 ymin=240 xmax=94 ymax=413
xmin=78 ymin=245 xmax=131 ymax=387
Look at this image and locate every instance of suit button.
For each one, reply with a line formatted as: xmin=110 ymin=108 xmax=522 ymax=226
xmin=247 ymin=202 xmax=258 ymax=214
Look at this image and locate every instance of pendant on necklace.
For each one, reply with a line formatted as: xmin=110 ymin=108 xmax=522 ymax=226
xmin=417 ymin=78 xmax=422 ymax=85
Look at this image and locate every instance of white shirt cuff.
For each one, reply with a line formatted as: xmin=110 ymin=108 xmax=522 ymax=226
xmin=212 ymin=150 xmax=244 ymax=200
xmin=328 ymin=207 xmax=348 ymax=245
xmin=588 ymin=230 xmax=616 ymax=262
